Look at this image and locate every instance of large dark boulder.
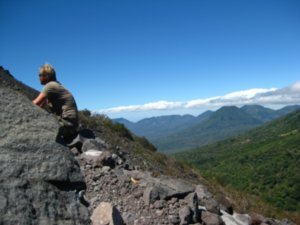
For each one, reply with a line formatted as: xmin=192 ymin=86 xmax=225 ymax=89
xmin=0 ymin=79 xmax=90 ymax=224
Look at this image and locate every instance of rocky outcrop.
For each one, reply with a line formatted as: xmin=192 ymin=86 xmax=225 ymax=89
xmin=0 ymin=78 xmax=90 ymax=224
xmin=74 ymin=137 xmax=293 ymax=225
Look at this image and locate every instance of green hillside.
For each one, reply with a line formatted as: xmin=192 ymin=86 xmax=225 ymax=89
xmin=174 ymin=110 xmax=300 ymax=211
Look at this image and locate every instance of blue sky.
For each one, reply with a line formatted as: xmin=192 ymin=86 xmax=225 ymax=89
xmin=1 ymin=0 xmax=300 ymax=121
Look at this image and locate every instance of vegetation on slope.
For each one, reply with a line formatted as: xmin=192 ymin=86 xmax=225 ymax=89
xmin=174 ymin=110 xmax=300 ymax=212
xmin=78 ymin=109 xmax=201 ymax=180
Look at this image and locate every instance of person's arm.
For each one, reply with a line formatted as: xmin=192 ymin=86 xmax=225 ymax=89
xmin=32 ymin=92 xmax=48 ymax=108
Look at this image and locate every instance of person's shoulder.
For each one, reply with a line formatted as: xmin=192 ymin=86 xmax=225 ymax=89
xmin=46 ymin=81 xmax=60 ymax=87
xmin=42 ymin=81 xmax=60 ymax=93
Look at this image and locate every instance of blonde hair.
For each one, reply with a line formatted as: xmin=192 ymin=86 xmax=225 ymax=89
xmin=39 ymin=63 xmax=57 ymax=81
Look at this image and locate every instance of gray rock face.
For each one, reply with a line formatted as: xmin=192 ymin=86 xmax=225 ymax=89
xmin=195 ymin=184 xmax=220 ymax=214
xmin=179 ymin=206 xmax=193 ymax=225
xmin=184 ymin=192 xmax=200 ymax=223
xmin=82 ymin=138 xmax=107 ymax=152
xmin=153 ymin=177 xmax=195 ymax=200
xmin=143 ymin=186 xmax=160 ymax=205
xmin=91 ymin=202 xmax=124 ymax=225
xmin=0 ymin=86 xmax=90 ymax=224
xmin=201 ymin=211 xmax=224 ymax=225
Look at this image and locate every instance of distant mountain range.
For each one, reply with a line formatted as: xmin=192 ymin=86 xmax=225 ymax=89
xmin=114 ymin=104 xmax=300 ymax=153
xmin=174 ymin=109 xmax=300 ymax=211
xmin=114 ymin=110 xmax=213 ymax=140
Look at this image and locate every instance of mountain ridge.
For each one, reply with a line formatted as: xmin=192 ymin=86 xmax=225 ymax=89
xmin=114 ymin=111 xmax=213 ymax=140
xmin=115 ymin=104 xmax=300 ymax=153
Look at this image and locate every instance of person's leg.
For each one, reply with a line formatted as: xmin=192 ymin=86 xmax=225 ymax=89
xmin=57 ymin=117 xmax=78 ymax=142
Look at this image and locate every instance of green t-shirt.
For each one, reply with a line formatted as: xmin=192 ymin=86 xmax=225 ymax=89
xmin=42 ymin=81 xmax=78 ymax=120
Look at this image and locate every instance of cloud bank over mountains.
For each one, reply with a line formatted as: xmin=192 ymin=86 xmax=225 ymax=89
xmin=96 ymin=81 xmax=300 ymax=120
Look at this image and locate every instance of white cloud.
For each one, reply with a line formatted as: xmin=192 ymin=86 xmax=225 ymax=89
xmin=96 ymin=82 xmax=300 ymax=115
xmin=185 ymin=88 xmax=278 ymax=108
xmin=223 ymin=88 xmax=276 ymax=99
xmin=99 ymin=100 xmax=184 ymax=113
xmin=253 ymin=81 xmax=300 ymax=105
xmin=185 ymin=96 xmax=220 ymax=108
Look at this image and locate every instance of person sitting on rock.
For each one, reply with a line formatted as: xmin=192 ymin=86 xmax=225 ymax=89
xmin=33 ymin=63 xmax=79 ymax=143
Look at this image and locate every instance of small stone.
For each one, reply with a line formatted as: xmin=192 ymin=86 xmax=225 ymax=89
xmin=112 ymin=153 xmax=118 ymax=159
xmin=133 ymin=189 xmax=143 ymax=199
xmin=90 ymin=197 xmax=98 ymax=206
xmin=70 ymin=147 xmax=80 ymax=155
xmin=122 ymin=212 xmax=135 ymax=224
xmin=168 ymin=214 xmax=180 ymax=225
xmin=154 ymin=200 xmax=166 ymax=209
xmin=102 ymin=166 xmax=111 ymax=173
xmin=120 ymin=188 xmax=127 ymax=195
xmin=169 ymin=197 xmax=178 ymax=204
xmin=156 ymin=209 xmax=164 ymax=217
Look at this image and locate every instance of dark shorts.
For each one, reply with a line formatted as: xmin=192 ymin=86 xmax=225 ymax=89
xmin=57 ymin=117 xmax=79 ymax=141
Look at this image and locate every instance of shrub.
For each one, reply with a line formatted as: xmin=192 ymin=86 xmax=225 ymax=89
xmin=135 ymin=136 xmax=157 ymax=152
